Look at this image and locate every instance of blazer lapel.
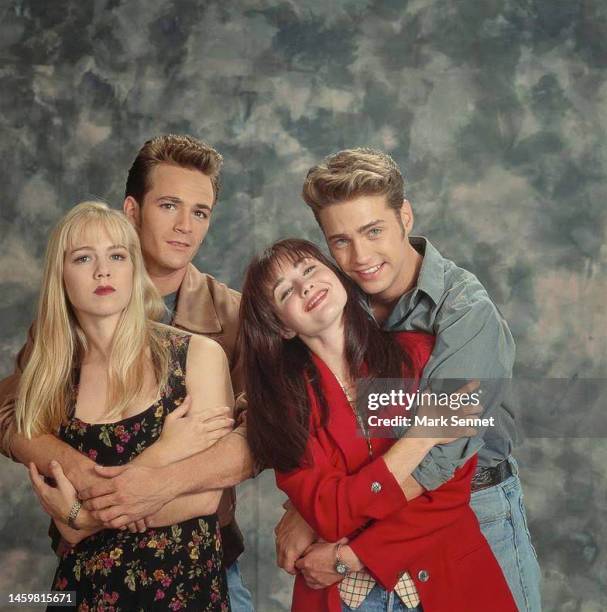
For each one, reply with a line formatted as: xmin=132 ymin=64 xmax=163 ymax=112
xmin=311 ymin=353 xmax=373 ymax=472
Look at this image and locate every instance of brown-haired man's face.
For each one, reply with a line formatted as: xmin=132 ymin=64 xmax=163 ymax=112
xmin=124 ymin=163 xmax=214 ymax=277
xmin=319 ymin=194 xmax=414 ymax=304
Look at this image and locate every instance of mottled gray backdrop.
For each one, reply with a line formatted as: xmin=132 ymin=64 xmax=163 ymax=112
xmin=1 ymin=1 xmax=606 ymax=611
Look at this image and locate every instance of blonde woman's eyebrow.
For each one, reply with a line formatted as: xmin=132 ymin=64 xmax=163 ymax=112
xmin=69 ymin=244 xmax=126 ymax=254
xmin=69 ymin=245 xmax=93 ymax=254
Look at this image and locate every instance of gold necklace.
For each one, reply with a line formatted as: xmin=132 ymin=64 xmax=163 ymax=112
xmin=334 ymin=373 xmax=373 ymax=459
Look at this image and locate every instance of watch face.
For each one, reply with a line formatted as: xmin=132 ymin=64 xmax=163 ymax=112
xmin=335 ymin=561 xmax=349 ymax=575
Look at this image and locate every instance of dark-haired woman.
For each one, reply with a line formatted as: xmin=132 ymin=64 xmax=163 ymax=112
xmin=239 ymin=239 xmax=516 ymax=612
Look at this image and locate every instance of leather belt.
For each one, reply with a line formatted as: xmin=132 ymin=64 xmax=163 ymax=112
xmin=471 ymin=459 xmax=513 ymax=492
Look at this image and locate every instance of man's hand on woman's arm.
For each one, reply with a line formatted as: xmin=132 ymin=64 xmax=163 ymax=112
xmin=78 ymin=430 xmax=254 ymax=528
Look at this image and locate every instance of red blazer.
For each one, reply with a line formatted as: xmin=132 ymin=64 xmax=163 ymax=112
xmin=276 ymin=331 xmax=516 ymax=612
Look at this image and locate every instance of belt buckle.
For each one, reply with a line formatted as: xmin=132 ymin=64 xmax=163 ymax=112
xmin=471 ymin=467 xmax=494 ymax=491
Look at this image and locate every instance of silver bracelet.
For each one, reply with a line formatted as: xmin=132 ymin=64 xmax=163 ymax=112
xmin=67 ymin=499 xmax=82 ymax=530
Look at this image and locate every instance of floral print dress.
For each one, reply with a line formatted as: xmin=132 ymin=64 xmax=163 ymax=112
xmin=50 ymin=331 xmax=229 ymax=612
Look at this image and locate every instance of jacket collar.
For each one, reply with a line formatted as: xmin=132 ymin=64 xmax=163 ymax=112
xmin=309 ymin=352 xmax=373 ymax=469
xmin=172 ymin=263 xmax=223 ymax=334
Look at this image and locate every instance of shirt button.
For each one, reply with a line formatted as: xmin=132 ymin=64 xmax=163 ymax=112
xmin=370 ymin=481 xmax=382 ymax=493
xmin=418 ymin=569 xmax=430 ymax=582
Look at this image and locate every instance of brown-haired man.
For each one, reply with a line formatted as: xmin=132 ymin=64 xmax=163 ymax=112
xmin=275 ymin=148 xmax=541 ymax=612
xmin=0 ymin=135 xmax=255 ymax=611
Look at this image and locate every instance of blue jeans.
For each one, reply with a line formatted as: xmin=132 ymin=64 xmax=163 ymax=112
xmin=226 ymin=560 xmax=254 ymax=612
xmin=341 ymin=584 xmax=422 ymax=611
xmin=470 ymin=457 xmax=542 ymax=612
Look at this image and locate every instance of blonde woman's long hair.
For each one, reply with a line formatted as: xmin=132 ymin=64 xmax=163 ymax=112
xmin=16 ymin=201 xmax=170 ymax=438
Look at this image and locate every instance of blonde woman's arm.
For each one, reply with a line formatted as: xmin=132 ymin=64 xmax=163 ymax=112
xmin=139 ymin=335 xmax=234 ymax=524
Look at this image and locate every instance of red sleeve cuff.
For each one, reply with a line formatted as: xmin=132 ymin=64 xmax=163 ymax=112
xmin=349 ymin=456 xmax=408 ymax=522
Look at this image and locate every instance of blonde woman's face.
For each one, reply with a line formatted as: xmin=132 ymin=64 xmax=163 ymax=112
xmin=63 ymin=228 xmax=134 ymax=320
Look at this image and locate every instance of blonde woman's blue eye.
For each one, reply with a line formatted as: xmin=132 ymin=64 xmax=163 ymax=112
xmin=74 ymin=255 xmax=90 ymax=263
xmin=110 ymin=253 xmax=126 ymax=261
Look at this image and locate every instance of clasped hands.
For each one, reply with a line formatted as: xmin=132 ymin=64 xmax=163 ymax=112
xmin=274 ymin=502 xmax=363 ymax=590
xmin=28 ymin=396 xmax=234 ymax=542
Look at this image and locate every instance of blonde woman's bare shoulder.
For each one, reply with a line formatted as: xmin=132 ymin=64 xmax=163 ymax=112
xmin=187 ymin=334 xmax=229 ymax=368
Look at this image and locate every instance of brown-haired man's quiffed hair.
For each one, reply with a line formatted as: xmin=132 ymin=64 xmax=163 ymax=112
xmin=302 ymin=147 xmax=405 ymax=220
xmin=125 ymin=134 xmax=224 ymax=205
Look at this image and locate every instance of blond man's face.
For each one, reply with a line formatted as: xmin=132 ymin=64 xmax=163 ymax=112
xmin=319 ymin=194 xmax=413 ymax=303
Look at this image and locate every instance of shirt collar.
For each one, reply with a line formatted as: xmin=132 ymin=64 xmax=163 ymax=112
xmin=361 ymin=236 xmax=445 ymax=326
xmin=409 ymin=236 xmax=445 ymax=305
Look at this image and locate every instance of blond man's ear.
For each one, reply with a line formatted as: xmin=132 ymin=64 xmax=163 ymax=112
xmin=399 ymin=199 xmax=414 ymax=234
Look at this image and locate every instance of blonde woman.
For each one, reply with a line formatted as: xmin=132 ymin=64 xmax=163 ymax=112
xmin=17 ymin=202 xmax=232 ymax=611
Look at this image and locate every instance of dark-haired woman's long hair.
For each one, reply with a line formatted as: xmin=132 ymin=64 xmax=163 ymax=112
xmin=238 ymin=238 xmax=413 ymax=472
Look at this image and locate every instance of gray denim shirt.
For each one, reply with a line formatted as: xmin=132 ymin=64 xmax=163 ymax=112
xmin=364 ymin=236 xmax=517 ymax=490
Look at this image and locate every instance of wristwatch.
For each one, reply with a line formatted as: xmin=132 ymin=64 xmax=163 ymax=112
xmin=334 ymin=542 xmax=350 ymax=576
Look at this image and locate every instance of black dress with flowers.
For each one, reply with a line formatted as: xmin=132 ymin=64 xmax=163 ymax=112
xmin=50 ymin=331 xmax=229 ymax=612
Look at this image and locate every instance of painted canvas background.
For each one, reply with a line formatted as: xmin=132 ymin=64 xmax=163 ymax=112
xmin=1 ymin=1 xmax=606 ymax=610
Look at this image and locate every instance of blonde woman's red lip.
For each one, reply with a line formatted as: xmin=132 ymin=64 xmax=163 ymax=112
xmin=305 ymin=289 xmax=328 ymax=312
xmin=94 ymin=286 xmax=115 ymax=295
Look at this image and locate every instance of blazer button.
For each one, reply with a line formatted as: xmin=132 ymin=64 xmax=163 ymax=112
xmin=370 ymin=481 xmax=382 ymax=493
xmin=418 ymin=569 xmax=430 ymax=582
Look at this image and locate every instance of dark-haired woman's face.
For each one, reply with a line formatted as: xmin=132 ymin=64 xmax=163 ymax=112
xmin=271 ymin=256 xmax=348 ymax=340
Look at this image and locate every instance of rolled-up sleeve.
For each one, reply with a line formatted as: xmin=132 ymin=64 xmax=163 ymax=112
xmin=412 ymin=288 xmax=515 ymax=490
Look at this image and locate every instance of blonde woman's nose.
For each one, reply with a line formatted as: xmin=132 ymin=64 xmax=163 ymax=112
xmin=94 ymin=264 xmax=111 ymax=278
